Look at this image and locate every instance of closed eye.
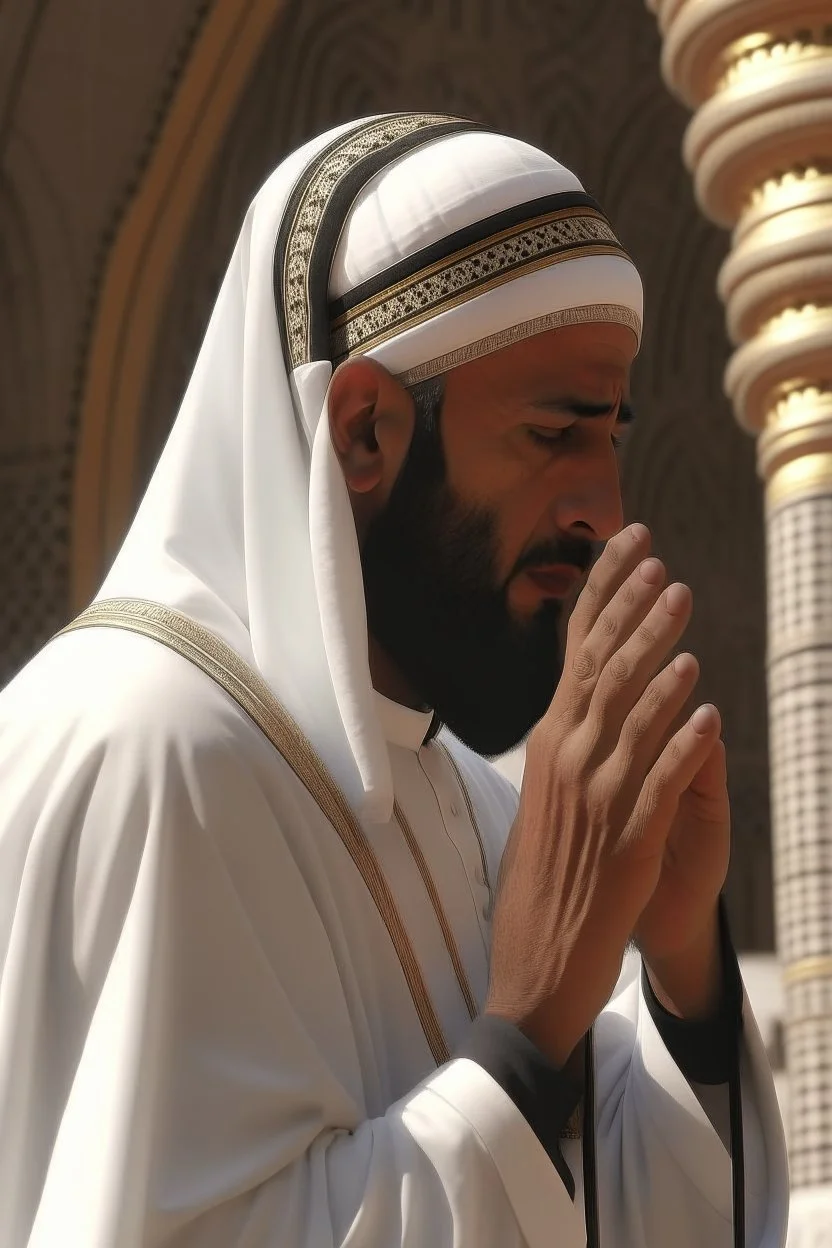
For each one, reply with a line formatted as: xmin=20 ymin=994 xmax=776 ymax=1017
xmin=529 ymin=426 xmax=628 ymax=451
xmin=528 ymin=427 xmax=568 ymax=448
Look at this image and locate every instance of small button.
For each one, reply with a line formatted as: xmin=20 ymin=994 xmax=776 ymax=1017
xmin=450 ymin=802 xmax=460 ymax=817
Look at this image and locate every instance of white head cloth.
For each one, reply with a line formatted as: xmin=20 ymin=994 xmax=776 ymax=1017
xmin=98 ymin=114 xmax=644 ymax=823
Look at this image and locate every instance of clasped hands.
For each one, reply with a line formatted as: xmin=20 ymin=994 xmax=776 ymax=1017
xmin=487 ymin=523 xmax=730 ymax=1067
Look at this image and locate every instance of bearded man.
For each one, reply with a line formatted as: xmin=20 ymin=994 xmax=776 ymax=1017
xmin=0 ymin=115 xmax=788 ymax=1248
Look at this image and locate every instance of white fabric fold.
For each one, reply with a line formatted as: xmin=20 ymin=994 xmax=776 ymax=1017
xmin=588 ymin=966 xmax=789 ymax=1246
xmin=309 ymin=392 xmax=391 ymax=819
xmin=0 ymin=627 xmax=789 ymax=1247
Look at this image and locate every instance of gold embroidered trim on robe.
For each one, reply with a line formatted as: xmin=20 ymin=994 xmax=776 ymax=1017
xmin=58 ymin=598 xmax=451 ymax=1066
xmin=393 ymin=798 xmax=479 ymax=1022
xmin=57 ymin=598 xmax=585 ymax=1139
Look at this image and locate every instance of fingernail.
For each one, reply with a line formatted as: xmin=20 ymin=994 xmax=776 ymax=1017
xmin=673 ymin=653 xmax=698 ymax=679
xmin=692 ymin=704 xmax=719 ymax=734
xmin=639 ymin=557 xmax=664 ymax=585
xmin=665 ymin=583 xmax=690 ymax=614
xmin=629 ymin=523 xmax=650 ymax=544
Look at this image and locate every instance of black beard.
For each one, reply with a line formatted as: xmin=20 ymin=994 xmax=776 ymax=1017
xmin=361 ymin=409 xmax=594 ymax=756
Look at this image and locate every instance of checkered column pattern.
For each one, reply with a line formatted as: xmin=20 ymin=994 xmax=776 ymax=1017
xmin=768 ymin=491 xmax=832 ymax=1189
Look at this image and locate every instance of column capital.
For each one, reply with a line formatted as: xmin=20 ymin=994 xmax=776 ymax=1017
xmin=647 ymin=0 xmax=832 ymax=450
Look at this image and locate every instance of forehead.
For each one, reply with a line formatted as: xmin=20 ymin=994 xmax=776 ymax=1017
xmin=445 ymin=321 xmax=636 ymax=404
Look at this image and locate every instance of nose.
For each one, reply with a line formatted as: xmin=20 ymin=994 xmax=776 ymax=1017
xmin=550 ymin=446 xmax=624 ymax=542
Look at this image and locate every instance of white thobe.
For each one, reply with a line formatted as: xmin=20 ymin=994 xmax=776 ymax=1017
xmin=0 ymin=627 xmax=789 ymax=1247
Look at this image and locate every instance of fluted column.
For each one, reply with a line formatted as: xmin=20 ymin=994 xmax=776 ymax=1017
xmin=647 ymin=1 xmax=832 ymax=1234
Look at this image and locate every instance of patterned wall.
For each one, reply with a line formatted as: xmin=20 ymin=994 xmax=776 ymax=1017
xmin=1 ymin=0 xmax=774 ymax=947
xmin=768 ymin=492 xmax=832 ymax=1183
xmin=0 ymin=0 xmax=209 ymax=681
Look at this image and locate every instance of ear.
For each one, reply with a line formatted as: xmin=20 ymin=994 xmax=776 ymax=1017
xmin=327 ymin=356 xmax=414 ymax=497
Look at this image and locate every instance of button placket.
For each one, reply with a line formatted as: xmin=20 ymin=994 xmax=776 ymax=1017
xmin=420 ymin=747 xmax=492 ymax=939
xmin=440 ymin=748 xmax=493 ymax=909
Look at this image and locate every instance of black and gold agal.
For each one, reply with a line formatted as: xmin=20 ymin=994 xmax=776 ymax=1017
xmin=274 ymin=114 xmax=485 ymax=372
xmin=273 ymin=113 xmax=637 ymax=379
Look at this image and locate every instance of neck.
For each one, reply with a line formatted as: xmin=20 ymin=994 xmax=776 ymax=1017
xmin=368 ymin=635 xmax=427 ymax=710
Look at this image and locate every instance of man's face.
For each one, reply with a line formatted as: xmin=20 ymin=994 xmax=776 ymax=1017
xmin=360 ymin=322 xmax=635 ymax=756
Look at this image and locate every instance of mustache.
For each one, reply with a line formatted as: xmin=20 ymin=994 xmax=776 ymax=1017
xmin=512 ymin=534 xmax=597 ymax=578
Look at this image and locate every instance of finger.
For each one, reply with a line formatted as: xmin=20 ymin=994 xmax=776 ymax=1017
xmin=558 ymin=556 xmax=667 ymax=724
xmin=612 ymin=651 xmax=701 ymax=777
xmin=628 ymin=704 xmax=722 ymax=852
xmin=588 ymin=582 xmax=693 ymax=742
xmin=566 ymin=523 xmax=651 ymax=651
xmin=687 ymin=737 xmax=728 ymax=803
xmin=580 ymin=557 xmax=667 ymax=673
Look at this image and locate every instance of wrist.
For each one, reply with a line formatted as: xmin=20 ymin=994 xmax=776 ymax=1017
xmin=642 ymin=907 xmax=722 ymax=1020
xmin=485 ymin=1003 xmax=582 ymax=1071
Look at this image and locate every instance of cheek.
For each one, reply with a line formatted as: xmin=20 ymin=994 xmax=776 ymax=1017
xmin=490 ymin=477 xmax=558 ymax=591
xmin=445 ymin=425 xmax=542 ymax=510
xmin=442 ymin=426 xmax=557 ymax=577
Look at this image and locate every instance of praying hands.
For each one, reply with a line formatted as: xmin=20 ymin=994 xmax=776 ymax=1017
xmin=487 ymin=521 xmax=730 ymax=1066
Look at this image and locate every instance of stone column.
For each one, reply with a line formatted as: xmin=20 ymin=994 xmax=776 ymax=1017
xmin=647 ymin=1 xmax=832 ymax=1235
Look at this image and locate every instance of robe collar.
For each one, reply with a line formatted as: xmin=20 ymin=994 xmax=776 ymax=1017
xmin=374 ymin=692 xmax=434 ymax=752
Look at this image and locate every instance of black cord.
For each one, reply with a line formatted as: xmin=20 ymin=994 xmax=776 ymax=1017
xmin=729 ymin=1035 xmax=746 ymax=1248
xmin=582 ymin=1028 xmax=600 ymax=1248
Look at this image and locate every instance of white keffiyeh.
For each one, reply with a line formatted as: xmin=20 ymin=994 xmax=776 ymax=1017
xmin=98 ymin=116 xmax=643 ymax=823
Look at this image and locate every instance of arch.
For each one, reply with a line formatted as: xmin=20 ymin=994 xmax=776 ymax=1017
xmin=71 ymin=0 xmax=286 ymax=609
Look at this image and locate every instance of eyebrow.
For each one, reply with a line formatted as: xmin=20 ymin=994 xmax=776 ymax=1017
xmin=532 ymin=397 xmax=636 ymax=423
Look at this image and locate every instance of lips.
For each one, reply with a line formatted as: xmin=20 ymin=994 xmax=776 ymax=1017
xmin=524 ymin=565 xmax=585 ymax=597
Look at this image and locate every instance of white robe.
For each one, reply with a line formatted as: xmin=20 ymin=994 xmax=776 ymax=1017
xmin=0 ymin=624 xmax=789 ymax=1248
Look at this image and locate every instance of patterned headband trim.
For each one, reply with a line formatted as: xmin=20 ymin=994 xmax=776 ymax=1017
xmin=274 ymin=113 xmax=488 ymax=373
xmin=329 ymin=203 xmax=633 ymax=365
xmin=396 ymin=304 xmax=641 ymax=387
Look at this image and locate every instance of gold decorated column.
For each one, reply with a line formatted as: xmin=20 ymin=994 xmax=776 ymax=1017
xmin=647 ymin=0 xmax=832 ymax=1234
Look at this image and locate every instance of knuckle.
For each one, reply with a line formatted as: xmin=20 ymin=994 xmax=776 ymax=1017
xmin=597 ymin=753 xmax=634 ymax=810
xmin=527 ymin=718 xmax=559 ymax=759
xmin=577 ymin=714 xmax=605 ymax=763
xmin=624 ymin=711 xmax=651 ymax=744
xmin=642 ymin=769 xmax=669 ymax=812
xmin=605 ymin=536 xmax=624 ymax=569
xmin=619 ymin=580 xmax=636 ymax=607
xmin=608 ymin=652 xmax=632 ymax=686
xmin=560 ymin=742 xmax=588 ymax=787
xmin=571 ymin=645 xmax=597 ymax=682
xmin=643 ymin=679 xmax=667 ymax=712
xmin=635 ymin=622 xmax=658 ymax=649
xmin=582 ymin=574 xmax=601 ymax=603
xmin=650 ymin=741 xmax=682 ymax=798
xmin=667 ymin=735 xmax=683 ymax=764
xmin=598 ymin=610 xmax=618 ymax=639
xmin=585 ymin=751 xmax=610 ymax=792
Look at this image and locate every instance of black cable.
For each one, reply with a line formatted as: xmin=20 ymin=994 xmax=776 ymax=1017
xmin=582 ymin=1028 xmax=600 ymax=1248
xmin=729 ymin=1033 xmax=746 ymax=1248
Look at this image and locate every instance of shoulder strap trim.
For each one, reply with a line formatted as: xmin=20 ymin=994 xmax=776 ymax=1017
xmin=58 ymin=598 xmax=450 ymax=1065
